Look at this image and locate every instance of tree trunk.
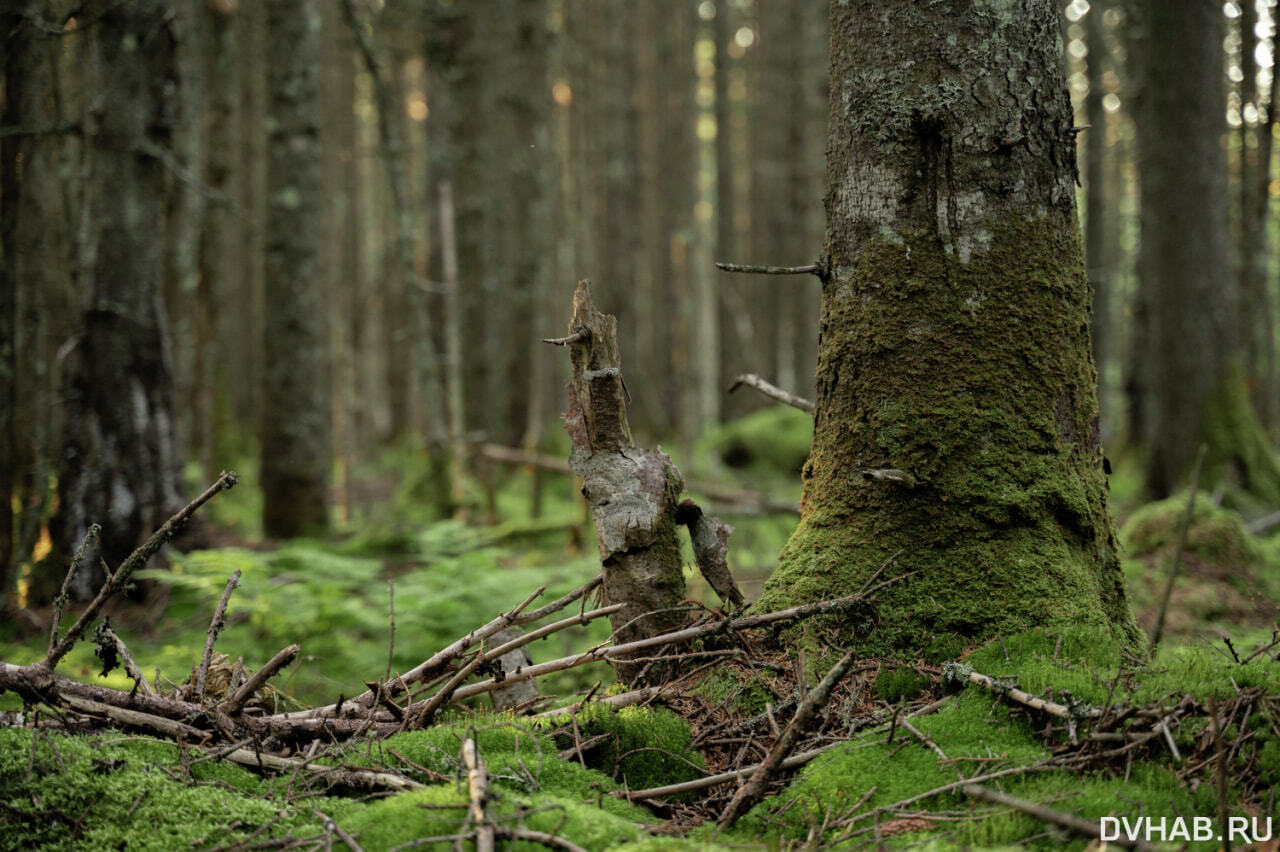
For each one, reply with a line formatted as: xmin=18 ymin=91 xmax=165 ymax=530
xmin=45 ymin=1 xmax=186 ymax=599
xmin=756 ymin=0 xmax=1139 ymax=652
xmin=261 ymin=0 xmax=331 ymax=538
xmin=1137 ymin=0 xmax=1280 ymax=501
xmin=0 ymin=2 xmax=56 ymax=600
xmin=1084 ymin=0 xmax=1112 ymax=435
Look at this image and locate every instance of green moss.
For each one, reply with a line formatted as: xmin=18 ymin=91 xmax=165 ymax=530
xmin=757 ymin=211 xmax=1141 ymax=657
xmin=923 ymin=633 xmax=968 ymax=664
xmin=535 ymin=704 xmax=704 ymax=793
xmin=1122 ymin=493 xmax=1260 ymax=575
xmin=874 ymin=665 xmax=929 ymax=702
xmin=728 ymin=626 xmax=1275 ymax=850
xmin=0 ymin=729 xmax=323 ymax=852
xmin=699 ymin=406 xmax=813 ymax=478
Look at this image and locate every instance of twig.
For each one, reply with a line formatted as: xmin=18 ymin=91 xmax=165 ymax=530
xmin=280 ymin=585 xmax=547 ymax=720
xmin=961 ymin=784 xmax=1156 ymax=851
xmin=462 ymin=739 xmax=494 ymax=852
xmin=542 ymin=328 xmax=589 ymax=346
xmin=727 ymin=373 xmax=815 ymax=413
xmin=1151 ymin=443 xmax=1207 ymax=652
xmin=618 ymin=742 xmax=847 ymax=799
xmin=96 ymin=623 xmax=158 ymax=697
xmin=314 ymin=810 xmax=365 ymax=852
xmin=445 ymin=581 xmax=907 ymax=704
xmin=223 ymin=645 xmax=300 ymax=715
xmin=719 ymin=647 xmax=860 ymax=828
xmin=196 ymin=570 xmax=242 ymax=700
xmin=384 ymin=579 xmax=396 ymax=684
xmin=492 ymin=827 xmax=588 ymax=852
xmin=48 ymin=524 xmax=101 ymax=655
xmin=716 ymin=261 xmax=820 ymax=276
xmin=944 ymin=664 xmax=1099 ymax=720
xmin=514 ymin=575 xmax=602 ymax=625
xmin=475 ymin=443 xmax=799 ymax=514
xmin=43 ymin=471 xmax=239 ymax=669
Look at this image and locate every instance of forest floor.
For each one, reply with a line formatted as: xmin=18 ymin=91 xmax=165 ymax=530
xmin=2 ymin=410 xmax=1279 ymax=851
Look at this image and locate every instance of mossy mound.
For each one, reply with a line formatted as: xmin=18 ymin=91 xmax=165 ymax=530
xmin=699 ymin=406 xmax=813 ymax=478
xmin=0 ymin=729 xmax=321 ymax=852
xmin=1120 ymin=493 xmax=1279 ymax=636
xmin=533 ymin=703 xmax=705 ymax=792
xmin=726 ymin=626 xmax=1279 ymax=850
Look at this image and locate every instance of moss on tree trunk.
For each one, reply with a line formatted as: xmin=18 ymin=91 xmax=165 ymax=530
xmin=756 ymin=0 xmax=1140 ymax=652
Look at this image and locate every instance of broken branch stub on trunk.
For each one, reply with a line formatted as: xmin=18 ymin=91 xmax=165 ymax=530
xmin=557 ymin=280 xmax=740 ymax=683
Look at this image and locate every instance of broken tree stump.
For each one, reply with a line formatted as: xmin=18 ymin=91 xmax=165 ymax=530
xmin=550 ymin=280 xmax=742 ymax=685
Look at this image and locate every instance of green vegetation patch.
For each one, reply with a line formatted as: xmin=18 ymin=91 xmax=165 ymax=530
xmin=727 ymin=626 xmax=1277 ymax=850
xmin=0 ymin=729 xmax=323 ymax=852
xmin=699 ymin=406 xmax=813 ymax=479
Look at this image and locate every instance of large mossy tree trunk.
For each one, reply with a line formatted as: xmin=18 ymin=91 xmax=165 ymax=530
xmin=44 ymin=2 xmax=186 ymax=600
xmin=756 ymin=0 xmax=1139 ymax=651
xmin=261 ymin=0 xmax=331 ymax=538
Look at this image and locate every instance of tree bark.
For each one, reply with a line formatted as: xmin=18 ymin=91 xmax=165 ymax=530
xmin=0 ymin=2 xmax=55 ymax=600
xmin=44 ymin=1 xmax=186 ymax=599
xmin=261 ymin=0 xmax=331 ymax=537
xmin=1136 ymin=0 xmax=1280 ymax=501
xmin=757 ymin=0 xmax=1140 ymax=651
xmin=1084 ymin=0 xmax=1112 ymax=435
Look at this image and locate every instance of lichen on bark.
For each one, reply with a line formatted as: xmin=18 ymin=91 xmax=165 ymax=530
xmin=756 ymin=0 xmax=1140 ymax=653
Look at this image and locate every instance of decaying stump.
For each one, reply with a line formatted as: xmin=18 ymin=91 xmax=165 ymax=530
xmin=551 ymin=280 xmax=742 ymax=684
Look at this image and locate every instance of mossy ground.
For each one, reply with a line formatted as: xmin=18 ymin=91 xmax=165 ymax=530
xmin=3 ymin=624 xmax=1277 ymax=850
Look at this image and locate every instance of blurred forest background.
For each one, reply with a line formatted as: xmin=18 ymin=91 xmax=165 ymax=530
xmin=3 ymin=0 xmax=1280 ymax=659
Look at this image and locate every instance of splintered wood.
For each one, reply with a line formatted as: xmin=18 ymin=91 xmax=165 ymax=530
xmin=556 ymin=280 xmax=742 ymax=684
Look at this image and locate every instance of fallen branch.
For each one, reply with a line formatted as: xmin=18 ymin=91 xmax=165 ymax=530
xmin=718 ymin=647 xmax=860 ymax=827
xmin=283 ymin=585 xmax=549 ymax=720
xmin=943 ymin=663 xmax=1100 ymax=721
xmin=462 ymin=738 xmax=494 ymax=852
xmin=43 ymin=471 xmax=239 ymax=670
xmin=444 ymin=580 xmax=904 ymax=705
xmin=727 ymin=373 xmax=815 ymax=414
xmin=961 ymin=784 xmax=1157 ymax=851
xmin=195 ymin=570 xmax=241 ymax=701
xmin=223 ymin=644 xmax=299 ymax=715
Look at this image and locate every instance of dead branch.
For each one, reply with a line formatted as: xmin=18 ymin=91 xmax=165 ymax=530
xmin=95 ymin=622 xmax=158 ymax=697
xmin=195 ymin=570 xmax=241 ymax=700
xmin=715 ymin=261 xmax=820 ymax=276
xmin=462 ymin=738 xmax=494 ymax=852
xmin=314 ymin=810 xmax=365 ymax=852
xmin=944 ymin=663 xmax=1100 ymax=721
xmin=48 ymin=524 xmax=100 ymax=655
xmin=492 ymin=827 xmax=588 ymax=852
xmin=718 ymin=647 xmax=860 ymax=827
xmin=43 ymin=471 xmax=239 ymax=669
xmin=514 ymin=575 xmax=602 ymax=625
xmin=283 ymin=585 xmax=548 ymax=720
xmin=442 ymin=580 xmax=903 ymax=705
xmin=223 ymin=644 xmax=299 ymax=715
xmin=727 ymin=373 xmax=815 ymax=414
xmin=961 ymin=784 xmax=1157 ymax=851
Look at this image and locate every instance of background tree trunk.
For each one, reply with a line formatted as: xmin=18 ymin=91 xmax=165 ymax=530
xmin=1136 ymin=0 xmax=1280 ymax=502
xmin=45 ymin=1 xmax=185 ymax=599
xmin=757 ymin=0 xmax=1139 ymax=651
xmin=261 ymin=0 xmax=331 ymax=538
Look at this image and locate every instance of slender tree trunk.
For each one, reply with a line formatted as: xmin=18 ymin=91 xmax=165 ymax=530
xmin=0 ymin=2 xmax=55 ymax=601
xmin=46 ymin=1 xmax=186 ymax=598
xmin=758 ymin=0 xmax=1139 ymax=651
xmin=1136 ymin=0 xmax=1280 ymax=500
xmin=1084 ymin=0 xmax=1112 ymax=434
xmin=261 ymin=0 xmax=330 ymax=537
